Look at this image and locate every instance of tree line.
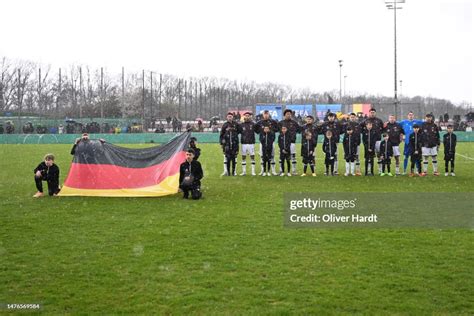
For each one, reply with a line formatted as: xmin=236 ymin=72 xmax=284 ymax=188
xmin=1 ymin=57 xmax=471 ymax=126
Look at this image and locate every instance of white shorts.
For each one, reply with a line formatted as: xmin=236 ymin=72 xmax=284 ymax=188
xmin=356 ymin=145 xmax=360 ymax=157
xmin=290 ymin=143 xmax=296 ymax=155
xmin=422 ymin=146 xmax=437 ymax=156
xmin=242 ymin=144 xmax=255 ymax=156
xmin=375 ymin=140 xmax=381 ymax=154
xmin=393 ymin=146 xmax=401 ymax=156
xmin=259 ymin=143 xmax=275 ymax=157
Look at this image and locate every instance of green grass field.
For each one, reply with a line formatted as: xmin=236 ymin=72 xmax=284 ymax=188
xmin=1 ymin=142 xmax=473 ymax=314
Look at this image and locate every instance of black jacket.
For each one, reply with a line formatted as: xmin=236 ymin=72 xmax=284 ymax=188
xmin=420 ymin=122 xmax=440 ymax=147
xmin=34 ymin=162 xmax=60 ymax=183
xmin=278 ymin=133 xmax=291 ymax=154
xmin=383 ymin=122 xmax=404 ymax=145
xmin=343 ymin=133 xmax=358 ymax=159
xmin=239 ymin=120 xmax=257 ymax=144
xmin=223 ymin=129 xmax=239 ymax=154
xmin=189 ymin=145 xmax=201 ymax=160
xmin=360 ymin=117 xmax=384 ymax=141
xmin=301 ymin=138 xmax=316 ymax=158
xmin=320 ymin=120 xmax=343 ymax=143
xmin=255 ymin=118 xmax=279 ymax=134
xmin=362 ymin=129 xmax=377 ymax=153
xmin=300 ymin=123 xmax=319 ymax=144
xmin=278 ymin=119 xmax=300 ymax=143
xmin=409 ymin=132 xmax=422 ymax=156
xmin=379 ymin=139 xmax=394 ymax=158
xmin=343 ymin=121 xmax=362 ymax=145
xmin=260 ymin=131 xmax=275 ymax=152
xmin=220 ymin=121 xmax=241 ymax=144
xmin=323 ymin=138 xmax=337 ymax=158
xmin=443 ymin=132 xmax=457 ymax=154
xmin=179 ymin=160 xmax=203 ymax=187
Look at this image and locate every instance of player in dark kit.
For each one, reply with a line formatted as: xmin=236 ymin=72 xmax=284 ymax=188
xmin=33 ymin=153 xmax=60 ymax=198
xmin=420 ymin=113 xmax=441 ymax=176
xmin=239 ymin=111 xmax=257 ymax=176
xmin=383 ymin=114 xmax=404 ymax=175
xmin=443 ymin=124 xmax=457 ymax=176
xmin=189 ymin=137 xmax=201 ymax=160
xmin=362 ymin=121 xmax=377 ymax=176
xmin=343 ymin=127 xmax=358 ymax=176
xmin=222 ymin=125 xmax=239 ymax=176
xmin=255 ymin=110 xmax=279 ymax=175
xmin=408 ymin=124 xmax=423 ymax=176
xmin=360 ymin=108 xmax=384 ymax=174
xmin=379 ymin=133 xmax=394 ymax=176
xmin=320 ymin=112 xmax=343 ymax=175
xmin=345 ymin=113 xmax=362 ymax=175
xmin=220 ymin=112 xmax=241 ymax=176
xmin=179 ymin=149 xmax=204 ymax=200
xmin=278 ymin=126 xmax=292 ymax=176
xmin=301 ymin=132 xmax=317 ymax=176
xmin=260 ymin=125 xmax=275 ymax=176
xmin=323 ymin=130 xmax=338 ymax=176
xmin=278 ymin=109 xmax=301 ymax=175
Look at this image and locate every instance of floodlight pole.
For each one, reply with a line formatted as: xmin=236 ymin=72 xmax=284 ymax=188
xmin=344 ymin=75 xmax=348 ymax=96
xmin=386 ymin=0 xmax=404 ymax=117
xmin=338 ymin=59 xmax=343 ymax=102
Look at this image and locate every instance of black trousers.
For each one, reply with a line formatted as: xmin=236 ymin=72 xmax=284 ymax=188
xmin=35 ymin=175 xmax=60 ymax=196
xmin=180 ymin=183 xmax=202 ymax=200
xmin=444 ymin=153 xmax=455 ymax=172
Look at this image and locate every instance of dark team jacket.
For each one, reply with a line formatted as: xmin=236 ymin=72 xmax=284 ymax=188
xmin=409 ymin=132 xmax=422 ymax=156
xmin=239 ymin=120 xmax=257 ymax=144
xmin=278 ymin=119 xmax=300 ymax=143
xmin=278 ymin=133 xmax=291 ymax=154
xmin=322 ymin=138 xmax=338 ymax=158
xmin=420 ymin=122 xmax=440 ymax=148
xmin=360 ymin=117 xmax=384 ymax=141
xmin=343 ymin=134 xmax=358 ymax=159
xmin=255 ymin=118 xmax=279 ymax=134
xmin=443 ymin=132 xmax=457 ymax=154
xmin=379 ymin=139 xmax=394 ymax=158
xmin=320 ymin=120 xmax=343 ymax=143
xmin=223 ymin=129 xmax=239 ymax=154
xmin=300 ymin=123 xmax=319 ymax=144
xmin=260 ymin=131 xmax=275 ymax=152
xmin=34 ymin=162 xmax=60 ymax=183
xmin=189 ymin=145 xmax=201 ymax=160
xmin=362 ymin=129 xmax=377 ymax=152
xmin=343 ymin=121 xmax=362 ymax=145
xmin=301 ymin=139 xmax=316 ymax=158
xmin=383 ymin=122 xmax=404 ymax=145
xmin=179 ymin=159 xmax=203 ymax=186
xmin=220 ymin=121 xmax=241 ymax=144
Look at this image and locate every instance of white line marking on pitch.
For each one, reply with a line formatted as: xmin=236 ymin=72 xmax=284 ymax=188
xmin=456 ymin=153 xmax=474 ymax=160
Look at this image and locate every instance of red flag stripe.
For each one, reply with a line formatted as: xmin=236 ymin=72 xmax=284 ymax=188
xmin=64 ymin=151 xmax=186 ymax=189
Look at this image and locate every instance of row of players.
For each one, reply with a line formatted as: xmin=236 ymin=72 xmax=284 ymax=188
xmin=219 ymin=108 xmax=458 ymax=177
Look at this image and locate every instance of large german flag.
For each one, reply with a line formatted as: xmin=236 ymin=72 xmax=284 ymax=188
xmin=59 ymin=132 xmax=191 ymax=197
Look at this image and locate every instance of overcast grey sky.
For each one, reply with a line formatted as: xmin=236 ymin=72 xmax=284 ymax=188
xmin=0 ymin=0 xmax=472 ymax=104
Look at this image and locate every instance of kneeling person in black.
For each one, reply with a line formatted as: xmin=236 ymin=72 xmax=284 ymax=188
xmin=179 ymin=149 xmax=204 ymax=199
xmin=33 ymin=153 xmax=60 ymax=198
